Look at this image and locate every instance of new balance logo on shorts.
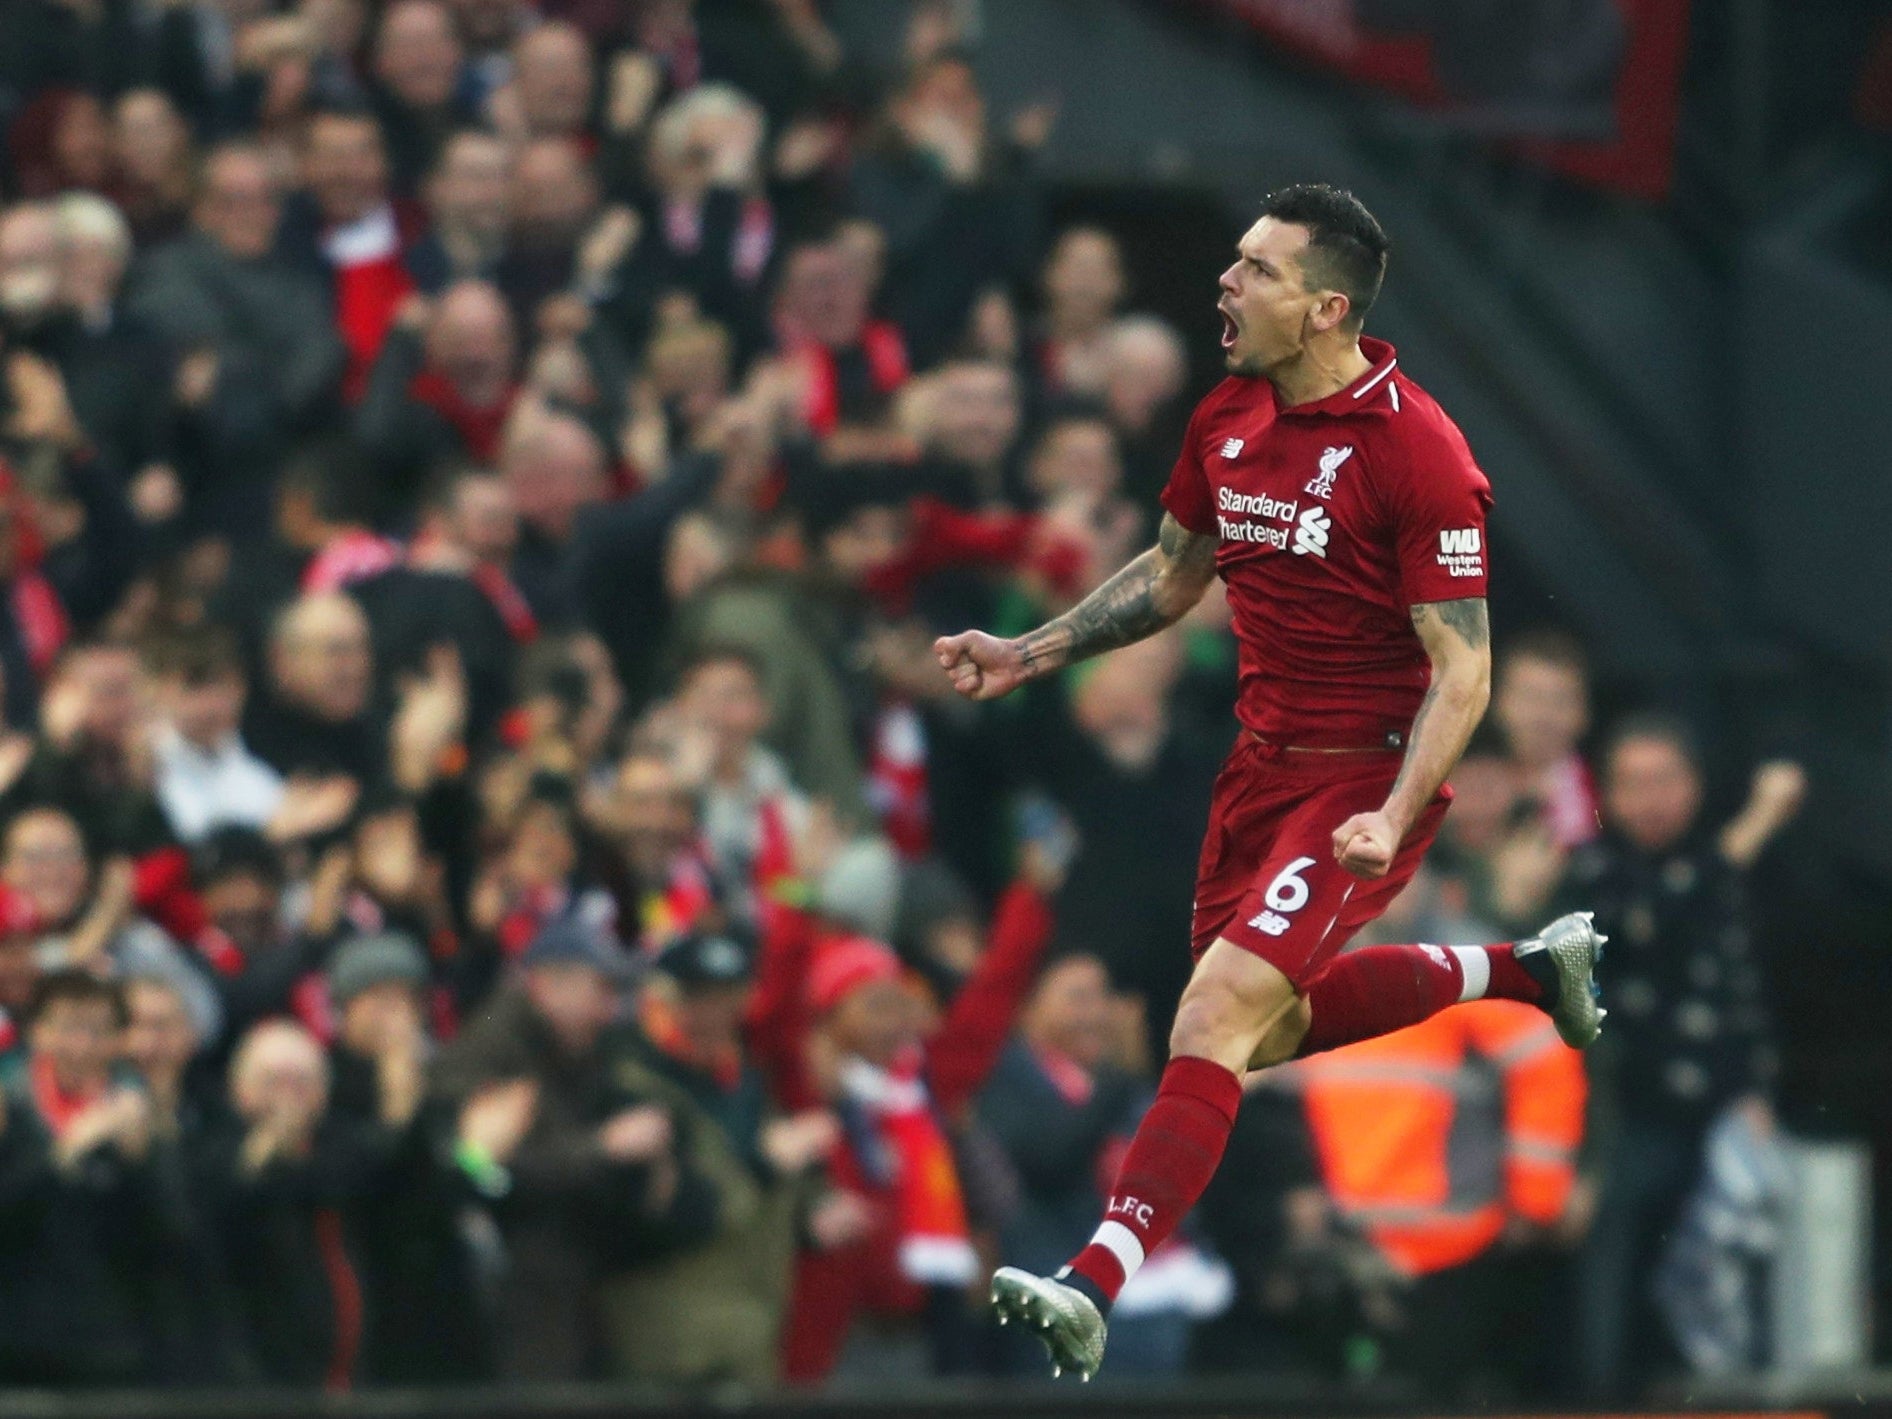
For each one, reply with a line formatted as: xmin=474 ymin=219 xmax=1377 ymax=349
xmin=1247 ymin=909 xmax=1291 ymax=936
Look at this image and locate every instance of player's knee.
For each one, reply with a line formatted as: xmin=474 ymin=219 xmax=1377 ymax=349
xmin=1247 ymin=996 xmax=1312 ymax=1070
xmin=1169 ymin=946 xmax=1297 ymax=1071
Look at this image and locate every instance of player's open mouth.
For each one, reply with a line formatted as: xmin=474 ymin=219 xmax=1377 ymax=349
xmin=1220 ymin=309 xmax=1237 ymax=349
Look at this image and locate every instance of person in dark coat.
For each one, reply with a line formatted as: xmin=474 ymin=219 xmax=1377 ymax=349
xmin=432 ymin=917 xmax=722 ymax=1381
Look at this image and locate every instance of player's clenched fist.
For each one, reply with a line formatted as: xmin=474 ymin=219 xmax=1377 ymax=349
xmin=934 ymin=630 xmax=1030 ymax=701
xmin=1332 ymin=810 xmax=1401 ymax=879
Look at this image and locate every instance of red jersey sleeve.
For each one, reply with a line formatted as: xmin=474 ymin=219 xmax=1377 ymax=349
xmin=1386 ymin=411 xmax=1493 ymax=607
xmin=1159 ymin=399 xmax=1217 ymax=535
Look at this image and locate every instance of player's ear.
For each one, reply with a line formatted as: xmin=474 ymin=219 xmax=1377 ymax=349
xmin=1309 ymin=290 xmax=1351 ymax=334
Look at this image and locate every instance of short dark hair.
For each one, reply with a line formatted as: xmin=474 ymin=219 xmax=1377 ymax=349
xmin=1499 ymin=627 xmax=1590 ymax=682
xmin=148 ymin=625 xmax=244 ymax=685
xmin=27 ymin=968 xmax=126 ymax=1028
xmin=675 ymin=642 xmax=766 ymax=691
xmin=1603 ymin=711 xmax=1702 ymax=776
xmin=1257 ymin=184 xmax=1390 ymax=326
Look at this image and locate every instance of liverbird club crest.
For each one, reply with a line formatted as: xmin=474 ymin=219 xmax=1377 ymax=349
xmin=1305 ymin=445 xmax=1354 ymax=499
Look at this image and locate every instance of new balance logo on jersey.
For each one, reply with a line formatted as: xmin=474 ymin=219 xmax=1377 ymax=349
xmin=1437 ymin=527 xmax=1484 ymax=578
xmin=1305 ymin=445 xmax=1352 ymax=499
xmin=1290 ymin=506 xmax=1331 ymax=558
xmin=1220 ymin=437 xmax=1245 ymax=459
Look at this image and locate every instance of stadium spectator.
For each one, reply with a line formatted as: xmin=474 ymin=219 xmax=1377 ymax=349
xmin=434 ymin=915 xmax=715 ymax=1381
xmin=108 ymin=90 xmax=196 ymax=248
xmin=368 ymin=0 xmax=475 ymax=196
xmin=1036 ymin=227 xmax=1128 ymax=397
xmin=245 ymin=592 xmax=382 ymax=786
xmin=1492 ymin=629 xmax=1599 ymax=849
xmin=1567 ymin=718 xmax=1805 ymax=1400
xmin=149 ymin=627 xmax=286 ymax=845
xmin=409 ymin=129 xmax=513 ymax=292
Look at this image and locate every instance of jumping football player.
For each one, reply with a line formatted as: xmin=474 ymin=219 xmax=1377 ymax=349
xmin=934 ymin=184 xmax=1604 ymax=1380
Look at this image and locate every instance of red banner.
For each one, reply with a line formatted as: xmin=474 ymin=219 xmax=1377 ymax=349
xmin=1203 ymin=0 xmax=1692 ymax=199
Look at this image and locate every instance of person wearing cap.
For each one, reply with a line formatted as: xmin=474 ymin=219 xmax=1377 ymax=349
xmin=433 ymin=914 xmax=722 ymax=1381
xmin=321 ymin=929 xmax=493 ymax=1386
xmin=595 ymin=928 xmax=841 ymax=1386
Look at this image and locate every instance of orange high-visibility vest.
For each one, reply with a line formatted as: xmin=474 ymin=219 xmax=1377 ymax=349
xmin=1289 ymin=999 xmax=1585 ymax=1276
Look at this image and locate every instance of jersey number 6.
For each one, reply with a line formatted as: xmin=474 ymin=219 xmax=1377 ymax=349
xmin=1264 ymin=856 xmax=1317 ymax=915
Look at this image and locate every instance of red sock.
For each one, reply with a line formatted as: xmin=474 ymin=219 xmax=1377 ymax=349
xmin=1295 ymin=942 xmax=1545 ymax=1058
xmin=1064 ymin=1056 xmax=1241 ymax=1304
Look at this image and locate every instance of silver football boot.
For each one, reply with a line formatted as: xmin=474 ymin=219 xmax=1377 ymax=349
xmin=1515 ymin=910 xmax=1608 ymax=1048
xmin=990 ymin=1267 xmax=1106 ymax=1381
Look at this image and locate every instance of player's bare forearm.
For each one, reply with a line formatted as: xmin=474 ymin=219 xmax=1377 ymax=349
xmin=1015 ymin=513 xmax=1217 ymax=679
xmin=1381 ymin=598 xmax=1491 ymax=835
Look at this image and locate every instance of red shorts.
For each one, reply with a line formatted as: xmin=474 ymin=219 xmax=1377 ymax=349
xmin=1191 ymin=736 xmax=1452 ymax=989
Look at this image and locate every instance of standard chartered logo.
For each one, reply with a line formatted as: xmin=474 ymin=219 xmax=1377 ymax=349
xmin=1290 ymin=506 xmax=1331 ymax=558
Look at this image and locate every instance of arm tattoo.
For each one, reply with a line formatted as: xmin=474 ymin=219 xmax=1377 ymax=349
xmin=1419 ymin=597 xmax=1490 ymax=650
xmin=1015 ymin=514 xmax=1216 ymax=676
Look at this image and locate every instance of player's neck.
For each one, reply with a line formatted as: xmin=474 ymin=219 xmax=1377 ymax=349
xmin=1267 ymin=338 xmax=1373 ymax=409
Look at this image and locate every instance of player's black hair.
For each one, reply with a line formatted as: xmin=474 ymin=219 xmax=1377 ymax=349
xmin=1256 ymin=184 xmax=1390 ymax=326
xmin=1602 ymin=711 xmax=1703 ymax=776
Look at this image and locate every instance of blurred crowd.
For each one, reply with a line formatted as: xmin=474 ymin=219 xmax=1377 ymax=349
xmin=0 ymin=0 xmax=1808 ymax=1401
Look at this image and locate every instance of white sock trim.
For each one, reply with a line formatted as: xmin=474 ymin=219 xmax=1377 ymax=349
xmin=1449 ymin=946 xmax=1490 ymax=1002
xmin=1091 ymin=1220 xmax=1146 ymax=1281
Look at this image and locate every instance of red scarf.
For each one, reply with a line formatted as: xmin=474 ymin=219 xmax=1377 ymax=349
xmin=301 ymin=529 xmax=403 ymax=594
xmin=795 ymin=323 xmax=908 ymax=436
xmin=832 ymin=1053 xmax=975 ymax=1293
xmin=407 ymin=373 xmax=520 ymax=463
xmin=30 ymin=1051 xmax=106 ymax=1137
xmin=0 ymin=462 xmax=68 ymax=675
xmin=865 ymin=702 xmax=930 ymax=859
xmin=323 ymin=203 xmax=419 ymax=404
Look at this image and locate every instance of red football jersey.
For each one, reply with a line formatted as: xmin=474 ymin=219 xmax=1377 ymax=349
xmin=1161 ymin=337 xmax=1492 ymax=748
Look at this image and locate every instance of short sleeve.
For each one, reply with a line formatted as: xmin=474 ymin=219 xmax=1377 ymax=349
xmin=1389 ymin=415 xmax=1493 ymax=607
xmin=1159 ymin=399 xmax=1217 ymax=535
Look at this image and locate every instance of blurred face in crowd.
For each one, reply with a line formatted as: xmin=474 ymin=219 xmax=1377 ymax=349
xmin=819 ymin=504 xmax=908 ymax=584
xmin=1442 ymin=751 xmax=1521 ymax=855
xmin=123 ymin=978 xmax=199 ymax=1090
xmin=1025 ymin=955 xmax=1114 ymax=1071
xmin=826 ymin=977 xmax=920 ymax=1070
xmin=671 ymin=978 xmax=752 ymax=1056
xmin=0 ymin=204 xmax=61 ymax=330
xmin=57 ymin=197 xmax=133 ymax=316
xmin=647 ymin=321 xmax=731 ymax=428
xmin=1028 ymin=418 xmax=1122 ymax=506
xmin=375 ymin=0 xmax=464 ymax=110
xmin=1218 ymin=216 xmax=1338 ymax=380
xmin=613 ymin=753 xmax=697 ymax=882
xmin=428 ymin=131 xmax=511 ymax=241
xmin=197 ymin=148 xmax=283 ymax=261
xmin=777 ymin=242 xmax=868 ymax=349
xmin=1044 ymin=227 xmax=1125 ymax=333
xmin=272 ymin=593 xmax=373 ymax=722
xmin=1605 ymin=734 xmax=1702 ymax=855
xmin=895 ymin=56 xmax=984 ymax=150
xmin=68 ymin=645 xmax=147 ymax=749
xmin=677 ymin=656 xmax=768 ymax=774
xmin=1494 ymin=652 xmax=1590 ymax=772
xmin=304 ymin=112 xmax=390 ymax=226
xmin=203 ymin=870 xmax=281 ymax=955
xmin=929 ymin=361 xmax=1021 ymax=471
xmin=113 ymin=89 xmax=191 ymax=188
xmin=1102 ymin=319 xmax=1187 ymax=434
xmin=510 ymin=138 xmax=596 ymax=248
xmin=524 ymin=960 xmax=613 ymax=1054
xmin=4 ymin=808 xmax=90 ymax=926
xmin=338 ymin=979 xmax=425 ymax=1058
xmin=426 ymin=280 xmax=515 ymax=399
xmin=1072 ymin=636 xmax=1178 ymax=770
xmin=512 ymin=23 xmax=594 ymax=139
xmin=661 ymin=513 xmax=737 ymax=604
xmin=502 ymin=413 xmax=607 ymax=540
xmin=30 ymin=991 xmax=120 ymax=1095
xmin=52 ymin=92 xmax=113 ymax=192
xmin=231 ymin=1021 xmax=329 ymax=1127
xmin=506 ymin=798 xmax=577 ymax=891
xmin=163 ymin=667 xmax=247 ymax=750
xmin=447 ymin=471 xmax=518 ymax=563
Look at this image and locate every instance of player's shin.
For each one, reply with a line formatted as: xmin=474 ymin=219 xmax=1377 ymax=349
xmin=1059 ymin=1055 xmax=1243 ymax=1311
xmin=1292 ymin=941 xmax=1550 ymax=1058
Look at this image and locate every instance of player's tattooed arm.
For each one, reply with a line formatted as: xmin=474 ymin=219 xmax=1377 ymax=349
xmin=1014 ymin=514 xmax=1218 ymax=678
xmin=1382 ymin=597 xmax=1492 ymax=836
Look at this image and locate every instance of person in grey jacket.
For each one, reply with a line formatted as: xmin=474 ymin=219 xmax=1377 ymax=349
xmin=125 ymin=143 xmax=344 ymax=542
